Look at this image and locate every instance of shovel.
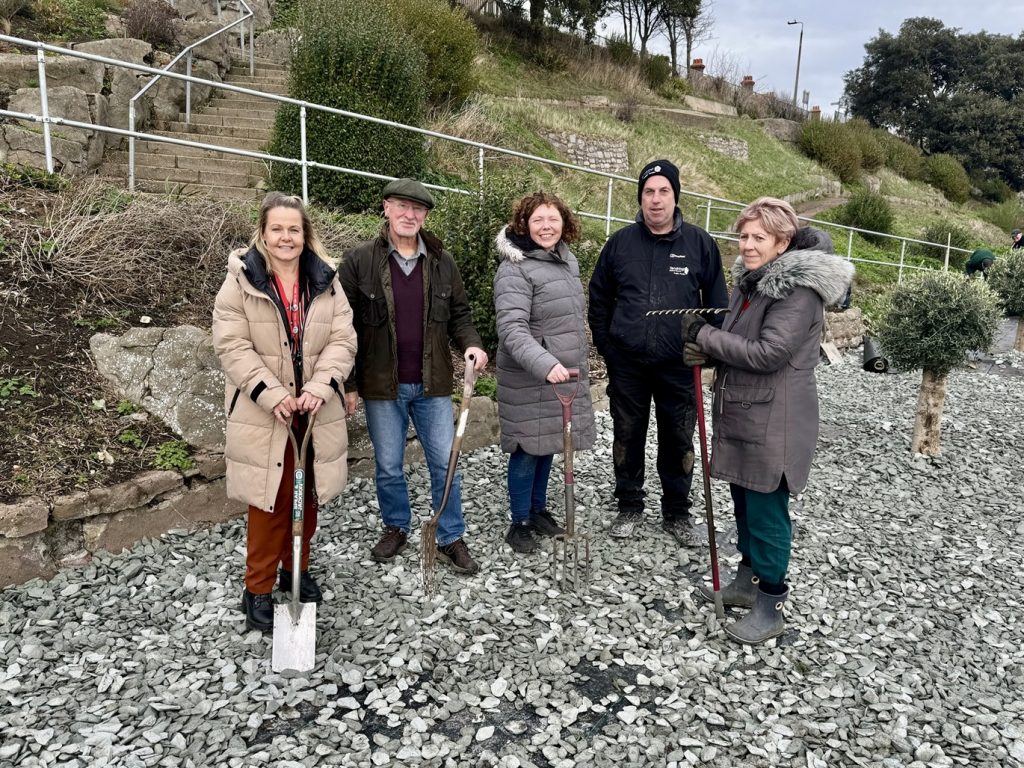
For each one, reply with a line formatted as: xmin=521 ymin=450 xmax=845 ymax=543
xmin=693 ymin=365 xmax=724 ymax=620
xmin=550 ymin=368 xmax=590 ymax=592
xmin=272 ymin=413 xmax=317 ymax=673
xmin=421 ymin=355 xmax=478 ymax=595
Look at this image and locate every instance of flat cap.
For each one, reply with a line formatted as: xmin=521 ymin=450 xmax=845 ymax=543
xmin=382 ymin=178 xmax=435 ymax=210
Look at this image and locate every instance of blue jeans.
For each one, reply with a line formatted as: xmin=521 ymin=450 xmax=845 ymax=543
xmin=507 ymin=447 xmax=554 ymax=524
xmin=364 ymin=384 xmax=465 ymax=546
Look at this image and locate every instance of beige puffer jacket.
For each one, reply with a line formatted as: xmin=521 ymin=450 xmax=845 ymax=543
xmin=212 ymin=246 xmax=357 ymax=512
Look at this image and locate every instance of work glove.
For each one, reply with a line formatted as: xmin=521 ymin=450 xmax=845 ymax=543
xmin=680 ymin=314 xmax=707 ymax=343
xmin=683 ymin=341 xmax=711 ymax=368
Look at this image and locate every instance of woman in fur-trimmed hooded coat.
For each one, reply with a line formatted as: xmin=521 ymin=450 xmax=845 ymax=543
xmin=681 ymin=197 xmax=853 ymax=644
xmin=493 ymin=192 xmax=595 ymax=554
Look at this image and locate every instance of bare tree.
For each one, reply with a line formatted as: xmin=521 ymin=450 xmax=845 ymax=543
xmin=618 ymin=0 xmax=635 ymax=46
xmin=624 ymin=0 xmax=662 ymax=59
xmin=678 ymin=0 xmax=713 ymax=77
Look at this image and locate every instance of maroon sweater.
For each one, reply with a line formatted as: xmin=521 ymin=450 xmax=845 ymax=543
xmin=389 ymin=256 xmax=424 ymax=384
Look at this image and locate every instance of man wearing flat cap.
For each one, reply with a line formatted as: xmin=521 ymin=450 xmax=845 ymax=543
xmin=588 ymin=159 xmax=728 ymax=544
xmin=339 ymin=178 xmax=488 ymax=574
xmin=1011 ymin=229 xmax=1023 ymax=250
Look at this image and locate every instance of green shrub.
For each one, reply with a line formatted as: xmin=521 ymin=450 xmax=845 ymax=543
xmin=642 ymin=55 xmax=672 ymax=90
xmin=473 ymin=376 xmax=497 ymax=400
xmin=120 ymin=0 xmax=177 ymax=50
xmin=914 ymin=222 xmax=976 ymax=268
xmin=268 ymin=0 xmax=427 ymax=211
xmin=657 ymin=75 xmax=691 ymax=102
xmin=426 ymin=175 xmax=531 ymax=351
xmin=987 ymin=249 xmax=1024 ymax=316
xmin=837 ymin=189 xmax=893 ymax=244
xmin=972 ymin=173 xmax=1014 ymax=203
xmin=30 ymin=0 xmax=108 ymax=40
xmin=924 ymin=153 xmax=971 ymax=204
xmin=977 ymin=198 xmax=1024 ymax=233
xmin=605 ymin=33 xmax=636 ymax=66
xmin=271 ymin=0 xmax=298 ymax=27
xmin=391 ymin=0 xmax=478 ymax=108
xmin=847 ymin=120 xmax=884 ymax=173
xmin=875 ymin=130 xmax=924 ymax=180
xmin=799 ymin=120 xmax=862 ymax=184
xmin=876 ymin=271 xmax=1001 ymax=376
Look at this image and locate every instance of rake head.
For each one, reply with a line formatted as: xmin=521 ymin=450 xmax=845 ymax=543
xmin=551 ymin=532 xmax=591 ymax=592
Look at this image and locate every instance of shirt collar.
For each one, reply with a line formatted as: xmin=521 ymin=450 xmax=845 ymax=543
xmin=388 ymin=234 xmax=427 ymax=262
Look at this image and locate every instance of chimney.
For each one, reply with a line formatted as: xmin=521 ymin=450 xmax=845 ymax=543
xmin=689 ymin=58 xmax=705 ymax=77
xmin=740 ymin=75 xmax=755 ymax=91
xmin=810 ymin=105 xmax=821 ymax=121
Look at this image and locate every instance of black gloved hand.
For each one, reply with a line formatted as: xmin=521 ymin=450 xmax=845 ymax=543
xmin=683 ymin=341 xmax=710 ymax=367
xmin=680 ymin=314 xmax=707 ymax=343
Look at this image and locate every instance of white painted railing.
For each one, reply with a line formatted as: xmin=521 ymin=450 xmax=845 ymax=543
xmin=0 ymin=32 xmax=973 ymax=282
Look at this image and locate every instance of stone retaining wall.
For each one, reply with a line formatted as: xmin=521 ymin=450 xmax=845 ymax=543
xmin=543 ymin=131 xmax=628 ymax=174
xmin=0 ymin=455 xmax=238 ymax=588
xmin=825 ymin=307 xmax=865 ymax=350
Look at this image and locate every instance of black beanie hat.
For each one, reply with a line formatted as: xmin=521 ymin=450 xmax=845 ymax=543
xmin=637 ymin=159 xmax=681 ymax=205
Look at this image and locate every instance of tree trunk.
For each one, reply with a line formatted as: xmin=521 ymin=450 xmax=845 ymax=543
xmin=1015 ymin=315 xmax=1024 ymax=353
xmin=668 ymin=36 xmax=679 ymax=76
xmin=911 ymin=369 xmax=947 ymax=456
xmin=530 ymin=0 xmax=544 ymax=25
xmin=684 ymin=29 xmax=694 ymax=78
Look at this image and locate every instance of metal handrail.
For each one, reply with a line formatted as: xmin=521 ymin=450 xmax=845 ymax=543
xmin=127 ymin=0 xmax=254 ymax=190
xmin=0 ymin=32 xmax=979 ymax=283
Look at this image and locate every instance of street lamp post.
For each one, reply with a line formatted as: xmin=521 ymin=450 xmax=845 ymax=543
xmin=787 ymin=20 xmax=804 ymax=106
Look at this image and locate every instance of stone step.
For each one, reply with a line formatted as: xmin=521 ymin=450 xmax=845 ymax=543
xmin=130 ymin=178 xmax=264 ymax=202
xmin=225 ymin=77 xmax=289 ymax=94
xmin=226 ymin=73 xmax=289 ymax=85
xmin=100 ymin=161 xmax=259 ymax=188
xmin=160 ymin=121 xmax=272 ymax=140
xmin=230 ymin=56 xmax=289 ymax=72
xmin=206 ymin=96 xmax=283 ymax=112
xmin=107 ymin=150 xmax=265 ymax=175
xmin=130 ymin=137 xmax=269 ymax=159
xmin=191 ymin=106 xmax=279 ymax=121
xmin=149 ymin=131 xmax=269 ymax=151
xmin=178 ymin=112 xmax=276 ymax=130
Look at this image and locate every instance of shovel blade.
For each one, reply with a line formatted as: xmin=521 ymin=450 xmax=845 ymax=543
xmin=271 ymin=602 xmax=317 ymax=672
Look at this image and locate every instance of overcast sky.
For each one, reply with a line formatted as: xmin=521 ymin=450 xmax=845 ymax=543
xmin=620 ymin=1 xmax=1023 ymax=118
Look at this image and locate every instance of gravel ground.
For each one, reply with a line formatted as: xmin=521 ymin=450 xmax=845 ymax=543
xmin=2 ymin=351 xmax=1023 ymax=768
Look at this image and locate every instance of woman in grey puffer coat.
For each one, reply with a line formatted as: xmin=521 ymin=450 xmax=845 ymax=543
xmin=680 ymin=197 xmax=853 ymax=645
xmin=494 ymin=192 xmax=595 ymax=554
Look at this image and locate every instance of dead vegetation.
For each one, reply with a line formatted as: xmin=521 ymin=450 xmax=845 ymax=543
xmin=0 ymin=167 xmax=367 ymax=503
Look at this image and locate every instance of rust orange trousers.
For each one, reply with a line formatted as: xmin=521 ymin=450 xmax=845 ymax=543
xmin=245 ymin=426 xmax=318 ymax=594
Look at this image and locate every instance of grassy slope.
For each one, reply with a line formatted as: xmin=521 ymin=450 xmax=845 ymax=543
xmin=429 ymin=42 xmax=1015 ymax=319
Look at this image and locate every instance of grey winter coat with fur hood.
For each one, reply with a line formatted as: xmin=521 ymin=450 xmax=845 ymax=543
xmin=493 ymin=227 xmax=595 ymax=455
xmin=694 ymin=245 xmax=853 ymax=493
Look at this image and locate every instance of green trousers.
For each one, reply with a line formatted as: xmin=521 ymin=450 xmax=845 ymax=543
xmin=729 ymin=479 xmax=791 ymax=586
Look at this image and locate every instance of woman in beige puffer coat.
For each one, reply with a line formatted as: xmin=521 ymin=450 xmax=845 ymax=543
xmin=213 ymin=192 xmax=357 ymax=632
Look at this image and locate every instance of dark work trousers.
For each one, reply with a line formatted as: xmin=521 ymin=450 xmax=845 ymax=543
xmin=607 ymin=357 xmax=696 ymax=519
xmin=245 ymin=419 xmax=317 ymax=594
xmin=730 ymin=477 xmax=791 ymax=586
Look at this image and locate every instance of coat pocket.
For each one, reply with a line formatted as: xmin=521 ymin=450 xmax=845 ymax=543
xmin=359 ymin=284 xmax=388 ymax=326
xmin=718 ymin=384 xmax=774 ymax=445
xmin=429 ymin=284 xmax=451 ymax=322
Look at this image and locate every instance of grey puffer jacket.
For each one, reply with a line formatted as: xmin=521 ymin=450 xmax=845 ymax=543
xmin=493 ymin=227 xmax=595 ymax=455
xmin=695 ymin=247 xmax=854 ymax=494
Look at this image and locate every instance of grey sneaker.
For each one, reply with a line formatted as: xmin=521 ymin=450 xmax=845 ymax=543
xmin=662 ymin=517 xmax=702 ymax=547
xmin=609 ymin=511 xmax=642 ymax=538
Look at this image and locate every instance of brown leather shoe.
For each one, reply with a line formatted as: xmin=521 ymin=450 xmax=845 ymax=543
xmin=371 ymin=526 xmax=408 ymax=562
xmin=437 ymin=538 xmax=480 ymax=575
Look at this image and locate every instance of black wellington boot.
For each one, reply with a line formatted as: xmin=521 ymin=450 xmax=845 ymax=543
xmin=696 ymin=563 xmax=758 ymax=608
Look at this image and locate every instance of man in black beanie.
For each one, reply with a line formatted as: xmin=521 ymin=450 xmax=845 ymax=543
xmin=588 ymin=160 xmax=728 ymax=544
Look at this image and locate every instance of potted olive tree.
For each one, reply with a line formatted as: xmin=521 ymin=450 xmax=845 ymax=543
xmin=986 ymin=249 xmax=1024 ymax=352
xmin=875 ymin=271 xmax=1001 ymax=455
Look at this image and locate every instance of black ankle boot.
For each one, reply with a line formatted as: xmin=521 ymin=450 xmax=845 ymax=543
xmin=278 ymin=569 xmax=323 ymax=604
xmin=241 ymin=589 xmax=273 ymax=632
